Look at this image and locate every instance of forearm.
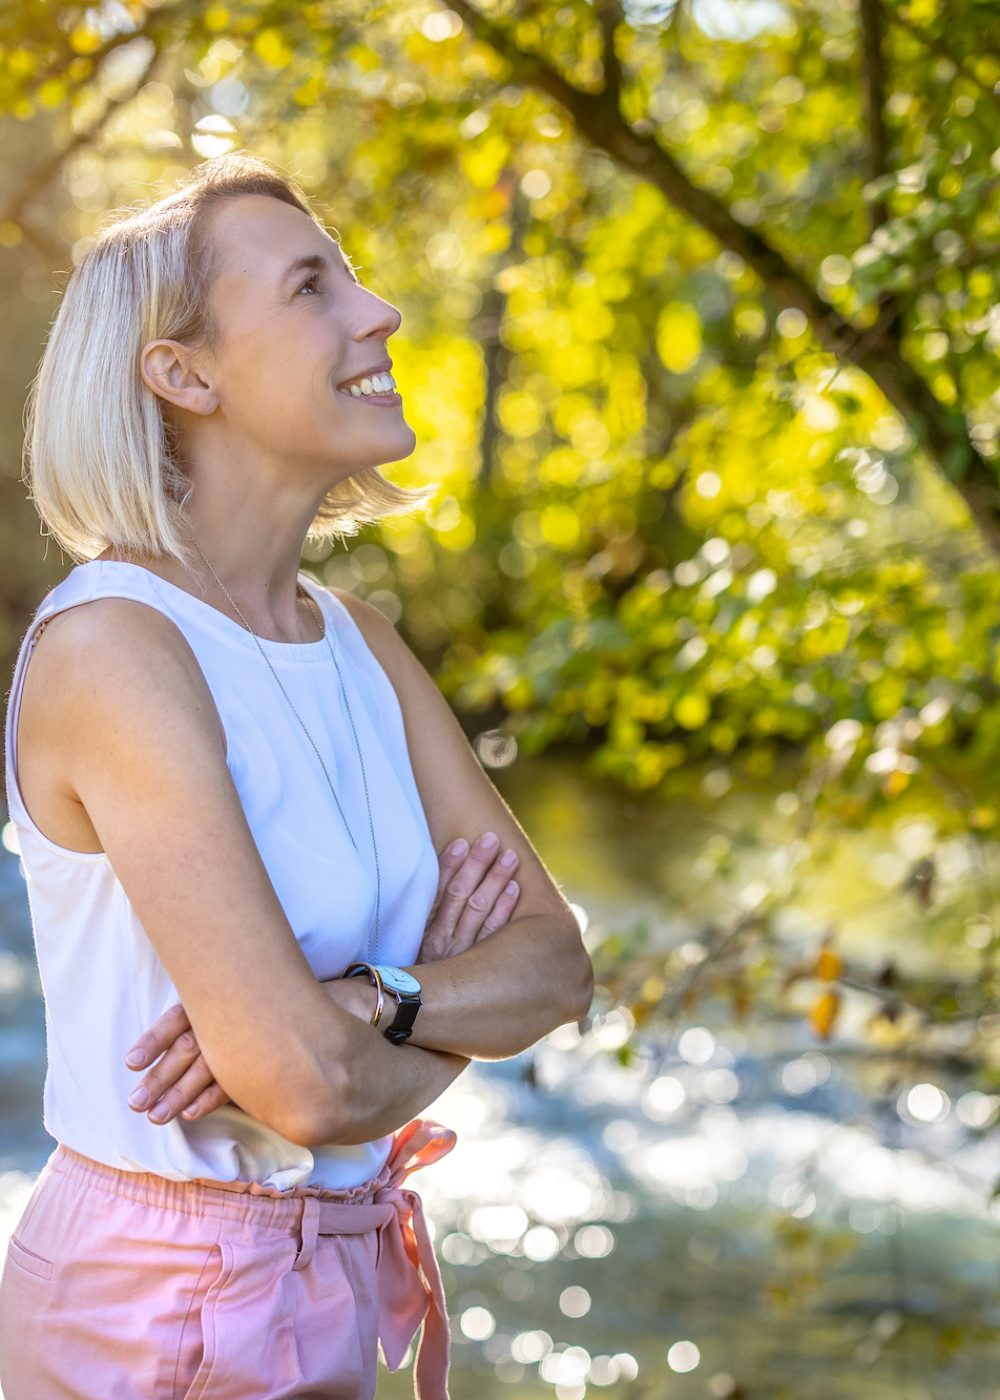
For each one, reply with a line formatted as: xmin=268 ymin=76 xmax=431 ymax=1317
xmin=325 ymin=914 xmax=594 ymax=1061
xmin=313 ymin=1008 xmax=470 ymax=1146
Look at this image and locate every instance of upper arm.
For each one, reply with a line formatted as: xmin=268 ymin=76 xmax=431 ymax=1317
xmin=33 ymin=598 xmax=353 ymax=1146
xmin=329 ymin=588 xmax=584 ymax=943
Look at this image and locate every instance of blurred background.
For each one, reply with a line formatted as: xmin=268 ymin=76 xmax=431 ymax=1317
xmin=1 ymin=1 xmax=999 ymax=1396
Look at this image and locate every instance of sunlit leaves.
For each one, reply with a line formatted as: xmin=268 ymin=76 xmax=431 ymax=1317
xmin=656 ymin=301 xmax=703 ymax=374
xmin=252 ymin=27 xmax=294 ymax=69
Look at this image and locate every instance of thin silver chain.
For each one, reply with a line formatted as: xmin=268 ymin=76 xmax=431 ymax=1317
xmin=190 ymin=541 xmax=381 ymax=968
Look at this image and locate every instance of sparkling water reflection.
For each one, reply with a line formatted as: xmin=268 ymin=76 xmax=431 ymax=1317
xmin=3 ymin=748 xmax=1000 ymax=1398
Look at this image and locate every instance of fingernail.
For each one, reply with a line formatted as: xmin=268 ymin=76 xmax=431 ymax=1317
xmin=149 ymin=1105 xmax=168 ymax=1123
xmin=182 ymin=1106 xmax=199 ymax=1119
xmin=506 ymin=880 xmax=518 ymax=894
xmin=479 ymin=831 xmax=498 ymax=849
xmin=447 ymin=839 xmax=468 ymax=857
xmin=500 ymin=849 xmax=517 ymax=866
xmin=128 ymin=1088 xmax=150 ymax=1108
xmin=126 ymin=1050 xmax=145 ymax=1068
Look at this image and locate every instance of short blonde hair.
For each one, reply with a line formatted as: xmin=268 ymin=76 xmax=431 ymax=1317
xmin=23 ymin=151 xmax=437 ymax=570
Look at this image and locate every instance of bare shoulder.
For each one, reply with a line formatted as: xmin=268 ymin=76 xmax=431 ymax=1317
xmin=25 ymin=594 xmax=228 ymax=764
xmin=33 ymin=591 xmax=203 ymax=666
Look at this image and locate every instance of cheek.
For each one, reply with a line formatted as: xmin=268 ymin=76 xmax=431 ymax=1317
xmin=226 ymin=325 xmax=371 ymax=426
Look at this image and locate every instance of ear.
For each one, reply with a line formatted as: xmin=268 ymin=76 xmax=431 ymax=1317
xmin=139 ymin=339 xmax=218 ymax=417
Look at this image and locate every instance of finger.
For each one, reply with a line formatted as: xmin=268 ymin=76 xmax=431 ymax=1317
xmin=178 ymin=1081 xmax=232 ymax=1122
xmin=127 ymin=1029 xmax=202 ymax=1113
xmin=422 ymin=871 xmax=520 ymax=962
xmin=450 ymin=847 xmax=520 ymax=942
xmin=426 ymin=837 xmax=470 ymax=925
xmin=144 ymin=1055 xmax=218 ymax=1124
xmin=421 ymin=854 xmax=519 ymax=963
xmin=419 ymin=835 xmax=520 ymax=962
xmin=433 ymin=838 xmax=470 ymax=903
xmin=436 ymin=832 xmax=507 ymax=927
xmin=475 ymin=880 xmax=520 ymax=939
xmin=124 ymin=1001 xmax=190 ymax=1071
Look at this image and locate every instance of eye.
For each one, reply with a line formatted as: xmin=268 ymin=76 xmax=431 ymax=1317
xmin=297 ymin=273 xmax=321 ymax=296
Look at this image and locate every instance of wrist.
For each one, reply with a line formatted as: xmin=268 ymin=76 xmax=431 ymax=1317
xmin=323 ymin=974 xmax=381 ymax=1025
xmin=345 ymin=962 xmax=422 ymax=1045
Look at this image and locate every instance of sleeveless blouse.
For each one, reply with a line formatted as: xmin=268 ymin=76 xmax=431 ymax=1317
xmin=2 ymin=560 xmax=441 ymax=1190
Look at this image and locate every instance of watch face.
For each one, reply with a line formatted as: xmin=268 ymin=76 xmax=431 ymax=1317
xmin=372 ymin=965 xmax=421 ymax=997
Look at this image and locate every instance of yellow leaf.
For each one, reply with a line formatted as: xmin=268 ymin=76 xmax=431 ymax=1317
xmin=865 ymin=1006 xmax=911 ymax=1049
xmin=36 ymin=78 xmax=66 ymax=109
xmin=347 ymin=44 xmax=381 ymax=72
xmin=809 ymin=989 xmax=840 ymax=1040
xmin=292 ymin=75 xmax=325 ymax=107
xmin=814 ymin=948 xmax=842 ymax=980
xmin=69 ymin=26 xmax=103 ymax=55
xmin=882 ymin=769 xmax=910 ymax=798
xmin=655 ymin=302 xmax=702 ymax=374
xmin=674 ymin=692 xmax=710 ymax=730
xmin=503 ymin=677 xmax=533 ymax=711
xmin=8 ymin=49 xmax=39 ymax=77
xmin=253 ymin=28 xmax=293 ymax=69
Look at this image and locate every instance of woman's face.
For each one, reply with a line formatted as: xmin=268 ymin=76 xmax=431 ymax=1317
xmin=190 ymin=192 xmax=416 ymax=480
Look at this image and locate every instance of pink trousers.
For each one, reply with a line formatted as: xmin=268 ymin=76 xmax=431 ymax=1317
xmin=0 ymin=1117 xmax=456 ymax=1400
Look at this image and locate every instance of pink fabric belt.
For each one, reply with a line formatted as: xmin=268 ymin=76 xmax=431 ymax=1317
xmin=197 ymin=1116 xmax=457 ymax=1399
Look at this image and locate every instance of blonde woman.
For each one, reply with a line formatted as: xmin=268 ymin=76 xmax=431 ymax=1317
xmin=0 ymin=152 xmax=593 ymax=1400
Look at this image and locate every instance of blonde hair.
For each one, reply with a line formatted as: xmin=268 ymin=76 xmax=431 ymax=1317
xmin=23 ymin=151 xmax=437 ymax=571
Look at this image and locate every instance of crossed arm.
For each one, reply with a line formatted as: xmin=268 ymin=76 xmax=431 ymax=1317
xmin=316 ymin=586 xmax=594 ymax=1064
xmin=124 ymin=589 xmax=593 ymax=1140
xmin=126 ymin=842 xmax=590 ymax=1140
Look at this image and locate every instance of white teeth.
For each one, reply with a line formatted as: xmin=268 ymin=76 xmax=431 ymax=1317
xmin=343 ymin=371 xmax=396 ymax=397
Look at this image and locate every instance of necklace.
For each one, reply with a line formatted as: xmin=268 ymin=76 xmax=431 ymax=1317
xmin=190 ymin=542 xmax=381 ymax=967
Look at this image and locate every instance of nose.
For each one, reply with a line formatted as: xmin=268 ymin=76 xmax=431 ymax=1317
xmin=353 ymin=289 xmax=401 ymax=342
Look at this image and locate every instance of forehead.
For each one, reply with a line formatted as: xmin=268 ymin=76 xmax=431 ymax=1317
xmin=208 ymin=193 xmax=346 ymax=291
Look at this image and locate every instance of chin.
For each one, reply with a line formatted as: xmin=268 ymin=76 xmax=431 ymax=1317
xmin=340 ymin=437 xmax=418 ymax=474
xmin=373 ymin=424 xmax=418 ymax=462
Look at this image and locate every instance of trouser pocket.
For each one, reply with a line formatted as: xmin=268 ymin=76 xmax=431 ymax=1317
xmin=176 ymin=1240 xmax=233 ymax=1400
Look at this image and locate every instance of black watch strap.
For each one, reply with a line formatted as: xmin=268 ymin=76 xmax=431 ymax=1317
xmin=384 ymin=992 xmax=420 ymax=1045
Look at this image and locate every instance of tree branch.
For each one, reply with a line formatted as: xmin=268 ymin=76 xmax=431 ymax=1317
xmin=857 ymin=0 xmax=891 ymax=237
xmin=3 ymin=41 xmax=169 ymax=240
xmin=594 ymin=0 xmax=624 ymax=115
xmin=447 ymin=0 xmax=1000 ymax=555
xmin=887 ymin=10 xmax=1000 ymax=110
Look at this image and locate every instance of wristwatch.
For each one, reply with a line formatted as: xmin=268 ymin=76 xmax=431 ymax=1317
xmin=345 ymin=962 xmax=422 ymax=1045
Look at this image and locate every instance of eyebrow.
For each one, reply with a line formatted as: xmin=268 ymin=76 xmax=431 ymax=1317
xmin=279 ymin=250 xmax=352 ymax=287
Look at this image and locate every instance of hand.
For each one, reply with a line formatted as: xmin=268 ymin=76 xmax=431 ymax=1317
xmin=415 ymin=831 xmax=521 ymax=965
xmin=123 ymin=1002 xmax=231 ymax=1127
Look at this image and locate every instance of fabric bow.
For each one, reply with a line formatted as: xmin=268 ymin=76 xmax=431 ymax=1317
xmin=372 ymin=1116 xmax=458 ymax=1399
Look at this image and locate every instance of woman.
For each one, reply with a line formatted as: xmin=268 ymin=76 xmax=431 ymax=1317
xmin=0 ymin=152 xmax=594 ymax=1399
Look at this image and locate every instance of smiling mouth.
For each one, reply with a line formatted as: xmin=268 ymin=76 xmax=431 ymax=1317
xmin=336 ymin=385 xmax=402 ymax=406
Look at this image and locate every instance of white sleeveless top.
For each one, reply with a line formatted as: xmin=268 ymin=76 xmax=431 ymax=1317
xmin=3 ymin=560 xmax=441 ymax=1191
